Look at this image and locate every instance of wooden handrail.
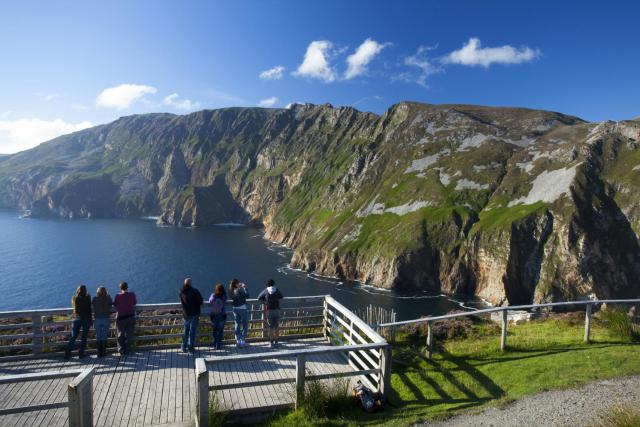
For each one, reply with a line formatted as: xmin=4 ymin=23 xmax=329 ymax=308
xmin=203 ymin=341 xmax=388 ymax=365
xmin=0 ymin=369 xmax=85 ymax=384
xmin=0 ymin=295 xmax=329 ymax=318
xmin=375 ymin=298 xmax=640 ymax=328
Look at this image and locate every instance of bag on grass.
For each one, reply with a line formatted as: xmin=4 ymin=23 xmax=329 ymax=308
xmin=352 ymin=380 xmax=386 ymax=413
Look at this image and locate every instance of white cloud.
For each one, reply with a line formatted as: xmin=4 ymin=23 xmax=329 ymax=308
xmin=44 ymin=93 xmax=62 ymax=101
xmin=345 ymin=38 xmax=388 ymax=79
xmin=258 ymin=97 xmax=279 ymax=108
xmin=163 ymin=93 xmax=200 ymax=111
xmin=96 ymin=83 xmax=157 ymax=109
xmin=443 ymin=37 xmax=540 ymax=68
xmin=293 ymin=40 xmax=336 ymax=82
xmin=259 ymin=66 xmax=285 ymax=80
xmin=400 ymin=46 xmax=443 ymax=87
xmin=0 ymin=118 xmax=93 ymax=154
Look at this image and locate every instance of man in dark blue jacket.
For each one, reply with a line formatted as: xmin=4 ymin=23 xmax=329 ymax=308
xmin=179 ymin=277 xmax=203 ymax=352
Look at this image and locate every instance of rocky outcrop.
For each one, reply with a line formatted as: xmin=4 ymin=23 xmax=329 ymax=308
xmin=1 ymin=103 xmax=639 ymax=305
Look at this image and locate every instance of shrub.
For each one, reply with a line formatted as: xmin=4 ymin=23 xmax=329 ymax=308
xmin=598 ymin=306 xmax=640 ymax=342
xmin=207 ymin=393 xmax=227 ymax=427
xmin=595 ymin=404 xmax=640 ymax=427
xmin=402 ymin=310 xmax=475 ymax=341
xmin=297 ymin=377 xmax=350 ymax=419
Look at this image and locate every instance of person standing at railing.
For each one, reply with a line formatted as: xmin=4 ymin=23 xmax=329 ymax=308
xmin=93 ymin=286 xmax=113 ymax=357
xmin=257 ymin=278 xmax=283 ymax=348
xmin=64 ymin=285 xmax=92 ymax=360
xmin=179 ymin=277 xmax=204 ymax=353
xmin=209 ymin=283 xmax=227 ymax=350
xmin=229 ymin=278 xmax=249 ymax=347
xmin=113 ymin=281 xmax=137 ymax=355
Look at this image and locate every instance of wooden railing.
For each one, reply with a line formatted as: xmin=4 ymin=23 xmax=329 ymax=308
xmin=195 ymin=295 xmax=390 ymax=427
xmin=0 ymin=368 xmax=94 ymax=427
xmin=375 ymin=298 xmax=640 ymax=358
xmin=0 ymin=296 xmax=326 ymax=360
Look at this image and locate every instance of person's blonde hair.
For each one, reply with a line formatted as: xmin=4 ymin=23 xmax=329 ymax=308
xmin=96 ymin=286 xmax=107 ymax=298
xmin=76 ymin=285 xmax=87 ymax=297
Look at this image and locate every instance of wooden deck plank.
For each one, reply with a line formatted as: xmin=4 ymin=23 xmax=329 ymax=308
xmin=120 ymin=350 xmax=144 ymax=427
xmin=135 ymin=350 xmax=155 ymax=427
xmin=94 ymin=354 xmax=121 ymax=427
xmin=142 ymin=350 xmax=159 ymax=427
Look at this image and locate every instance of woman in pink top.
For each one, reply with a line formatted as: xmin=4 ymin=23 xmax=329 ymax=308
xmin=113 ymin=281 xmax=137 ymax=355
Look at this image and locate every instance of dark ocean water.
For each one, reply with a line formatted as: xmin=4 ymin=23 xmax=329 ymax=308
xmin=0 ymin=212 xmax=482 ymax=319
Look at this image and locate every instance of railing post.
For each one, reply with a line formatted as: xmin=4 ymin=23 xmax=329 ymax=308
xmin=379 ymin=345 xmax=392 ymax=395
xmin=584 ymin=303 xmax=592 ymax=343
xmin=68 ymin=368 xmax=94 ymax=427
xmin=323 ymin=297 xmax=329 ymax=342
xmin=501 ymin=309 xmax=508 ymax=352
xmin=31 ymin=315 xmax=43 ymax=355
xmin=196 ymin=358 xmax=209 ymax=427
xmin=426 ymin=321 xmax=433 ymax=359
xmin=295 ymin=354 xmax=306 ymax=409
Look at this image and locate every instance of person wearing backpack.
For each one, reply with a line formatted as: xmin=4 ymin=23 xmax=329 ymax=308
xmin=229 ymin=278 xmax=249 ymax=347
xmin=257 ymin=278 xmax=283 ymax=348
xmin=179 ymin=277 xmax=204 ymax=353
xmin=209 ymin=283 xmax=227 ymax=349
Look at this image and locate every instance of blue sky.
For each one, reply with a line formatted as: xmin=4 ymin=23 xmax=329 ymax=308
xmin=1 ymin=0 xmax=639 ymax=153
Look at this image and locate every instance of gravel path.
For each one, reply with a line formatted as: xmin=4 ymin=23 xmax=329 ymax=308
xmin=420 ymin=375 xmax=640 ymax=427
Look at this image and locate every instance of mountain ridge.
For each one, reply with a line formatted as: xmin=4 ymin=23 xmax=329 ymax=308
xmin=1 ymin=101 xmax=638 ymax=306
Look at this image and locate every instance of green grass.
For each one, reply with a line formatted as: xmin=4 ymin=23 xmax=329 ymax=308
xmin=471 ymin=201 xmax=547 ymax=232
xmin=264 ymin=315 xmax=640 ymax=426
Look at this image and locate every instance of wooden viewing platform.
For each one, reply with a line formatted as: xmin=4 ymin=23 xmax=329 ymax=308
xmin=0 ymin=295 xmax=390 ymax=426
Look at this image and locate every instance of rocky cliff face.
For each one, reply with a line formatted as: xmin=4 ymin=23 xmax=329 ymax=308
xmin=1 ymin=102 xmax=639 ymax=305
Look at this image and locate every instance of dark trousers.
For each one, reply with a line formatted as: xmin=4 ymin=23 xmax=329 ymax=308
xmin=66 ymin=317 xmax=90 ymax=356
xmin=182 ymin=315 xmax=199 ymax=351
xmin=116 ymin=316 xmax=135 ymax=354
xmin=211 ymin=314 xmax=226 ymax=347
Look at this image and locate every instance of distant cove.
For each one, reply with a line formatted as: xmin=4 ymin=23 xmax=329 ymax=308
xmin=0 ymin=212 xmax=480 ymax=318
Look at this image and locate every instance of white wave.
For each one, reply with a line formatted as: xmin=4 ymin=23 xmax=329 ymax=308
xmin=214 ymin=222 xmax=246 ymax=227
xmin=140 ymin=216 xmax=160 ymax=221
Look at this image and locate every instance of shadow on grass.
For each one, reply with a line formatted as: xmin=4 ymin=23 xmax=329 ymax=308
xmin=467 ymin=341 xmax=637 ymax=367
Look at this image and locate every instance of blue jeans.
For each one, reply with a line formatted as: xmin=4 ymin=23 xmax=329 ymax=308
xmin=233 ymin=308 xmax=248 ymax=341
xmin=66 ymin=318 xmax=90 ymax=355
xmin=94 ymin=317 xmax=110 ymax=341
xmin=211 ymin=314 xmax=226 ymax=347
xmin=182 ymin=315 xmax=199 ymax=351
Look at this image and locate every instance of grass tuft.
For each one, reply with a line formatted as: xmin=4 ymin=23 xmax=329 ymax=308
xmin=594 ymin=404 xmax=640 ymax=427
xmin=207 ymin=392 xmax=228 ymax=427
xmin=597 ymin=306 xmax=640 ymax=342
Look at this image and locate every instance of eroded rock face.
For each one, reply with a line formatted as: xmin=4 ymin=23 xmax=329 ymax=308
xmin=1 ymin=103 xmax=640 ymax=304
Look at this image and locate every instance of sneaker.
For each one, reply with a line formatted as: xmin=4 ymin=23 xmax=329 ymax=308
xmin=273 ymin=341 xmax=279 ymax=348
xmin=270 ymin=341 xmax=275 ymax=348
